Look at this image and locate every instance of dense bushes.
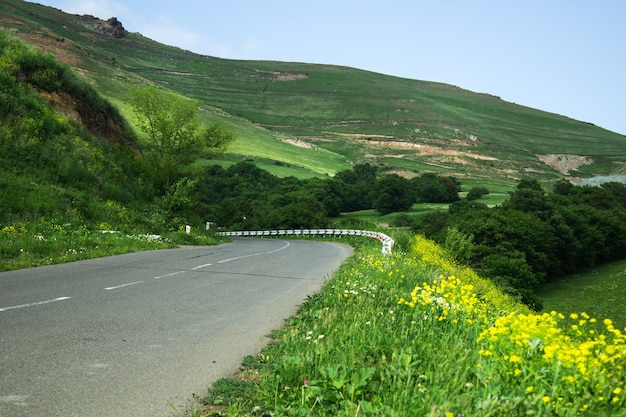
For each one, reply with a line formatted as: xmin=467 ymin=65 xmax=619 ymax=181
xmin=415 ymin=179 xmax=626 ymax=309
xmin=190 ymin=162 xmax=462 ymax=229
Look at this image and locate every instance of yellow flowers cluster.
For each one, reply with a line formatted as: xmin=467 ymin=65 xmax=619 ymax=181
xmin=0 ymin=224 xmax=27 ymax=236
xmin=398 ymin=275 xmax=485 ymax=325
xmin=410 ymin=234 xmax=525 ymax=314
xmin=478 ymin=310 xmax=625 ymax=411
xmin=401 ymin=234 xmax=626 ymax=413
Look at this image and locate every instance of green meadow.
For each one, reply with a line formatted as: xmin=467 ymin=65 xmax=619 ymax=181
xmin=539 ymin=259 xmax=626 ymax=330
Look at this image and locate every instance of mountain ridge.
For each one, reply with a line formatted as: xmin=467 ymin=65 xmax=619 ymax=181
xmin=2 ymin=0 xmax=625 ymax=186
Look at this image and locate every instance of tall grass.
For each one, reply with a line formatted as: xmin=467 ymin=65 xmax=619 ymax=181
xmin=202 ymin=235 xmax=626 ymax=416
xmin=0 ymin=218 xmax=227 ymax=271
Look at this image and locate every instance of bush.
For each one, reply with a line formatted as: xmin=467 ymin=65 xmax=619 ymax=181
xmin=466 ymin=186 xmax=489 ymax=201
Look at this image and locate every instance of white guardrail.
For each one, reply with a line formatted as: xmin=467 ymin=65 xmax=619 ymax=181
xmin=217 ymin=229 xmax=394 ymax=255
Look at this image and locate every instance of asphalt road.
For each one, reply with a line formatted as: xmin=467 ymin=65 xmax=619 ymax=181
xmin=0 ymin=238 xmax=352 ymax=417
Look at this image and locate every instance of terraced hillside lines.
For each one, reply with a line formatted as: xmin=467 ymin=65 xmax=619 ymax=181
xmin=2 ymin=0 xmax=625 ymax=183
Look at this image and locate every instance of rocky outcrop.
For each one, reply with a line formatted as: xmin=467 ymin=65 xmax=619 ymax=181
xmin=78 ymin=15 xmax=126 ymax=38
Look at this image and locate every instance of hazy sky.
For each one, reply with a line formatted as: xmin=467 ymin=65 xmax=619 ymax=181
xmin=34 ymin=0 xmax=626 ymax=135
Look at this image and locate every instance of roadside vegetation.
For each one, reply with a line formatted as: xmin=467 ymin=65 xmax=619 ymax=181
xmin=0 ymin=31 xmax=228 ymax=269
xmin=1 ymin=17 xmax=626 ymax=417
xmin=413 ymin=179 xmax=626 ymax=310
xmin=194 ymin=235 xmax=626 ymax=416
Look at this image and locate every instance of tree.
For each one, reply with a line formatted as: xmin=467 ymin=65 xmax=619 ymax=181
xmin=411 ymin=173 xmax=460 ymax=203
xmin=372 ymin=174 xmax=415 ymax=215
xmin=504 ymin=179 xmax=551 ymax=219
xmin=443 ymin=226 xmax=474 ymax=264
xmin=334 ymin=163 xmax=377 ymax=211
xmin=130 ymin=85 xmax=234 ymax=192
xmin=467 ymin=187 xmax=489 ymax=201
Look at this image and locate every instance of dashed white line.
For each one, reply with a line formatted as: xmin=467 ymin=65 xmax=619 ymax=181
xmin=154 ymin=271 xmax=186 ymax=279
xmin=218 ymin=241 xmax=290 ymax=263
xmin=0 ymin=297 xmax=71 ymax=312
xmin=192 ymin=263 xmax=212 ymax=270
xmin=104 ymin=281 xmax=144 ymax=290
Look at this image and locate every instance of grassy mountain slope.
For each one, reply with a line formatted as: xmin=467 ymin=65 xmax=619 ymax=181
xmin=2 ymin=0 xmax=625 ymax=187
xmin=0 ymin=28 xmax=153 ymax=227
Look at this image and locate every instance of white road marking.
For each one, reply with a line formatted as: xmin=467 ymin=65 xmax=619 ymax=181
xmin=267 ymin=241 xmax=290 ymax=253
xmin=104 ymin=281 xmax=144 ymax=290
xmin=192 ymin=263 xmax=212 ymax=270
xmin=0 ymin=296 xmax=71 ymax=312
xmin=218 ymin=241 xmax=290 ymax=263
xmin=154 ymin=271 xmax=186 ymax=279
xmin=0 ymin=395 xmax=29 ymax=406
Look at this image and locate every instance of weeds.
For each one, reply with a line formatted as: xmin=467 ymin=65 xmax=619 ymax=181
xmin=204 ymin=235 xmax=625 ymax=416
xmin=0 ymin=218 xmax=227 ymax=271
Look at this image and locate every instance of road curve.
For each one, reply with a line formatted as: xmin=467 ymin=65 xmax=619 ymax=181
xmin=0 ymin=238 xmax=352 ymax=417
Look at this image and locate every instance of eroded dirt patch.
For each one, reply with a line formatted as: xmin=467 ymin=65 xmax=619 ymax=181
xmin=272 ymin=72 xmax=308 ymax=81
xmin=355 ymin=139 xmax=499 ymax=163
xmin=281 ymin=137 xmax=318 ymax=149
xmin=537 ymin=154 xmax=593 ymax=174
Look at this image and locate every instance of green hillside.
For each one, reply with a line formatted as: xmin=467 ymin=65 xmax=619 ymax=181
xmin=2 ymin=0 xmax=625 ymax=186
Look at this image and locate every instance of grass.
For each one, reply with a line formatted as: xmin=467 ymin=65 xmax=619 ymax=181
xmin=192 ymin=235 xmax=626 ymax=416
xmin=0 ymin=219 xmax=227 ymax=272
xmin=1 ymin=5 xmax=626 ymax=414
xmin=538 ymin=259 xmax=626 ymax=330
xmin=2 ymin=0 xmax=626 ymax=188
xmin=334 ymin=191 xmax=510 ymax=228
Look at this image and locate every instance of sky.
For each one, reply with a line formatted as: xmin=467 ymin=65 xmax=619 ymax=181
xmin=34 ymin=0 xmax=626 ymax=135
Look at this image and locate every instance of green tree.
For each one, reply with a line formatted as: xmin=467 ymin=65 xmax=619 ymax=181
xmin=443 ymin=226 xmax=474 ymax=264
xmin=130 ymin=85 xmax=234 ymax=191
xmin=334 ymin=163 xmax=377 ymax=211
xmin=504 ymin=179 xmax=551 ymax=219
xmin=411 ymin=173 xmax=460 ymax=203
xmin=158 ymin=177 xmax=198 ymax=228
xmin=372 ymin=174 xmax=415 ymax=215
xmin=466 ymin=186 xmax=489 ymax=201
xmin=303 ymin=178 xmax=343 ymax=217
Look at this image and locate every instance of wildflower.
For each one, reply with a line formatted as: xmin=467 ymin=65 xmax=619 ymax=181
xmin=542 ymin=396 xmax=551 ymax=404
xmin=525 ymin=386 xmax=534 ymax=393
xmin=508 ymin=354 xmax=522 ymax=363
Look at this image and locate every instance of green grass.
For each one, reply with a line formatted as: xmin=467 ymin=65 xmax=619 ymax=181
xmin=336 ymin=203 xmax=454 ymax=227
xmin=0 ymin=219 xmax=227 ymax=272
xmin=2 ymin=0 xmax=625 ymax=188
xmin=538 ymin=259 xmax=626 ymax=330
xmin=334 ymin=193 xmax=509 ymax=227
xmin=193 ymin=235 xmax=625 ymax=416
